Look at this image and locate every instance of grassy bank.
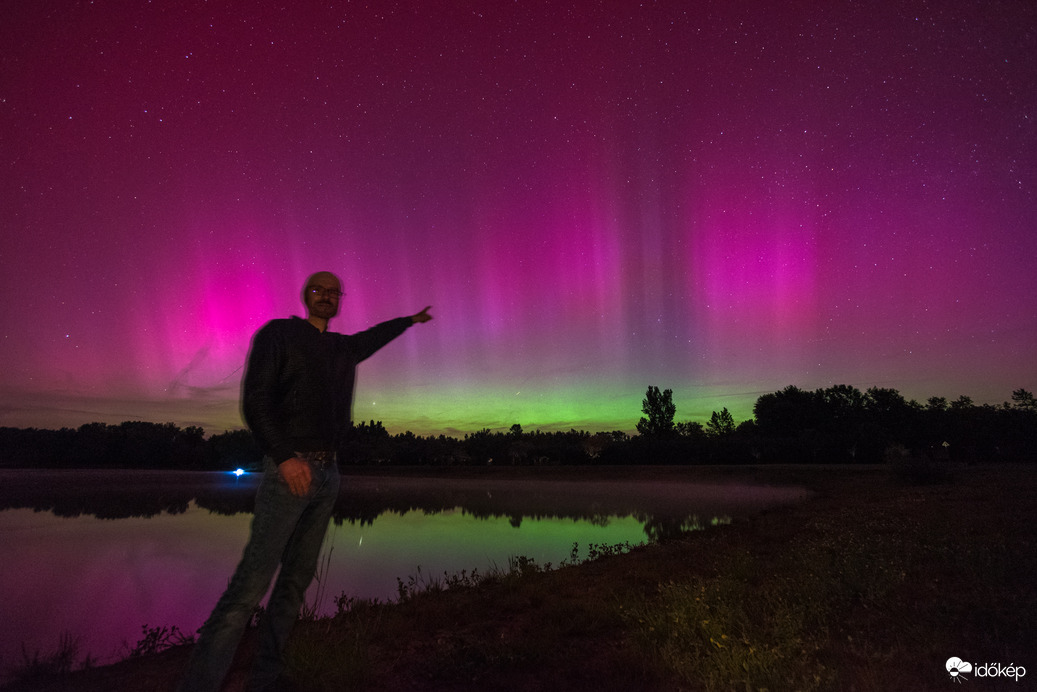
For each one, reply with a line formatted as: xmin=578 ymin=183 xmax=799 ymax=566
xmin=5 ymin=464 xmax=1035 ymax=691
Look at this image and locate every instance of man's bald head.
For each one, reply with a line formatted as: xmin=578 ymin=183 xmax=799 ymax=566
xmin=302 ymin=271 xmax=343 ymax=326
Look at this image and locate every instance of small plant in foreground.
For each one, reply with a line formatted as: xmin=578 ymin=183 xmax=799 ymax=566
xmin=299 ymin=542 xmax=335 ymax=620
xmin=334 ymin=592 xmax=386 ymax=615
xmin=5 ymin=632 xmax=94 ymax=687
xmin=585 ymin=541 xmax=633 ymax=561
xmin=127 ymin=624 xmax=193 ymax=657
xmin=391 ymin=543 xmax=638 ymax=605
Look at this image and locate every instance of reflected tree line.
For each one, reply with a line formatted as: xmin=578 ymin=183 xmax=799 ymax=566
xmin=1 ymin=385 xmax=1035 ymax=472
xmin=0 ymin=468 xmax=788 ymax=542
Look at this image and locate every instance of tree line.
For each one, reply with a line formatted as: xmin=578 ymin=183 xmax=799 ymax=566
xmin=634 ymin=384 xmax=1036 ymax=466
xmin=1 ymin=385 xmax=1034 ymax=470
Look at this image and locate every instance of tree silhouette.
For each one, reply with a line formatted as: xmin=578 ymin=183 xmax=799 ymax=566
xmin=752 ymin=385 xmax=818 ymax=436
xmin=637 ymin=386 xmax=676 ymax=438
xmin=705 ymin=408 xmax=735 ymax=437
xmin=675 ymin=420 xmax=705 ymax=438
xmin=1012 ymin=389 xmax=1036 ymax=410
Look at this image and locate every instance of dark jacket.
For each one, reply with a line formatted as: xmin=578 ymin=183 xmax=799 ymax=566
xmin=242 ymin=315 xmax=412 ymax=464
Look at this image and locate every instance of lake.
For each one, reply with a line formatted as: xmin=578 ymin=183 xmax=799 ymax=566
xmin=0 ymin=467 xmax=809 ymax=674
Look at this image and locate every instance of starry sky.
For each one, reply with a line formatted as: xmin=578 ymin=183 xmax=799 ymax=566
xmin=1 ymin=1 xmax=1034 ymax=436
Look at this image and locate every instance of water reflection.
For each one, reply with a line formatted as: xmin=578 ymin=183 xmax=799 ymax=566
xmin=0 ymin=469 xmax=808 ymax=673
xmin=0 ymin=470 xmax=806 ymax=541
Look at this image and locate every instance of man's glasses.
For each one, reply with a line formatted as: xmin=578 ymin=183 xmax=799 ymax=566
xmin=307 ymin=286 xmax=344 ymax=299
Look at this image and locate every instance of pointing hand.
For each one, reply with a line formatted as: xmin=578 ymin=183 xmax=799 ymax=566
xmin=411 ymin=306 xmax=433 ymax=324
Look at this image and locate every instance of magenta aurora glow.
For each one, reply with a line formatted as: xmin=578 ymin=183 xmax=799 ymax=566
xmin=2 ymin=2 xmax=1034 ymax=436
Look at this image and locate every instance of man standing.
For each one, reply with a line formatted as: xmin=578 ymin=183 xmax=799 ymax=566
xmin=178 ymin=271 xmax=432 ymax=692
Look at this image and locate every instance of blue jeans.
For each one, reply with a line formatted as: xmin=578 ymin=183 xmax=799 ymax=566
xmin=177 ymin=457 xmax=341 ymax=692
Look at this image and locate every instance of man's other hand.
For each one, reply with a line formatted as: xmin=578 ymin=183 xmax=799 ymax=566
xmin=279 ymin=457 xmax=313 ymax=497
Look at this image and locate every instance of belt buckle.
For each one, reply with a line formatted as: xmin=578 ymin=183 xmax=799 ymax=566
xmin=305 ymin=450 xmax=335 ymax=468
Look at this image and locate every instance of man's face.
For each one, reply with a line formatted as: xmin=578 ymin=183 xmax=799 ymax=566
xmin=304 ymin=273 xmax=342 ymax=320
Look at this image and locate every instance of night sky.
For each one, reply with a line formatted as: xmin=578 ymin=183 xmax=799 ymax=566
xmin=2 ymin=1 xmax=1034 ymax=436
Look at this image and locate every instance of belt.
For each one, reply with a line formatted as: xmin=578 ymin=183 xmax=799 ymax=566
xmin=297 ymin=450 xmax=337 ymax=468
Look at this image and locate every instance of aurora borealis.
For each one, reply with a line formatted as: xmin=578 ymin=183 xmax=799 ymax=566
xmin=2 ymin=1 xmax=1034 ymax=436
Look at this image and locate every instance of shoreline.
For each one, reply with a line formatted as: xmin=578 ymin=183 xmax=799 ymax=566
xmin=5 ymin=463 xmax=1033 ymax=691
